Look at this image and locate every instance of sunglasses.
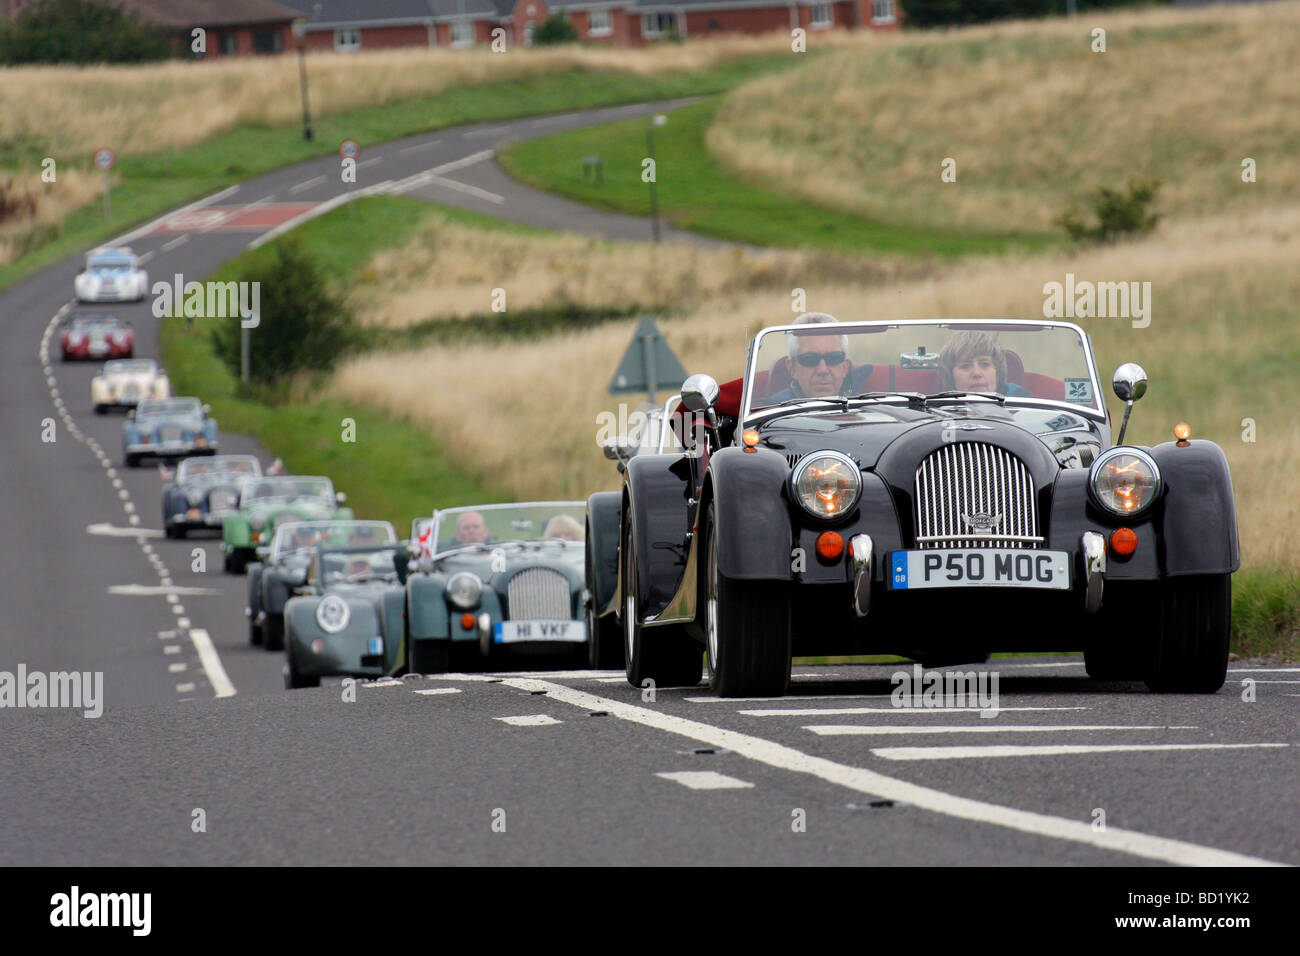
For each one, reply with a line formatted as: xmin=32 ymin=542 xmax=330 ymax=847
xmin=794 ymin=350 xmax=847 ymax=368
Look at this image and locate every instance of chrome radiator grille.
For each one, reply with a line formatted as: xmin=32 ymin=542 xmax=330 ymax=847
xmin=507 ymin=568 xmax=570 ymax=619
xmin=914 ymin=443 xmax=1041 ymax=549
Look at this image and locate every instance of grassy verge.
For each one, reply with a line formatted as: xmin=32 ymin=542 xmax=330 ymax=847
xmin=498 ymin=99 xmax=1054 ymax=256
xmin=0 ymin=55 xmax=797 ymax=293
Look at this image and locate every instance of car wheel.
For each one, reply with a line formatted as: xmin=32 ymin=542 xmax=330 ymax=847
xmin=703 ymin=502 xmax=791 ymax=698
xmin=622 ymin=519 xmax=702 ymax=689
xmin=586 ymin=537 xmax=624 ymax=670
xmin=124 ymin=454 xmax=140 ymax=468
xmin=93 ymin=404 xmax=106 ymax=415
xmin=285 ymin=653 xmax=318 ymax=689
xmin=263 ymin=614 xmax=284 ymax=652
xmin=249 ymin=615 xmax=263 ymax=647
xmin=224 ymin=551 xmax=247 ymax=575
xmin=1144 ymin=574 xmax=1230 ymax=693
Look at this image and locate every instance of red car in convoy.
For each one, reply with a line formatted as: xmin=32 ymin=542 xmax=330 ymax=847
xmin=60 ymin=314 xmax=134 ymax=362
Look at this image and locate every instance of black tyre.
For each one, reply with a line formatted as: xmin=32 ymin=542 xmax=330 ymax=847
xmin=586 ymin=535 xmax=624 ymax=670
xmin=125 ymin=454 xmax=140 ymax=468
xmin=622 ymin=519 xmax=702 ymax=689
xmin=248 ymin=615 xmax=263 ymax=646
xmin=702 ymin=503 xmax=791 ymax=698
xmin=93 ymin=404 xmax=106 ymax=415
xmin=224 ymin=550 xmax=248 ymax=575
xmin=410 ymin=638 xmax=450 ymax=675
xmin=1144 ymin=574 xmax=1230 ymax=693
xmin=263 ymin=614 xmax=284 ymax=652
xmin=285 ymin=651 xmax=319 ymax=689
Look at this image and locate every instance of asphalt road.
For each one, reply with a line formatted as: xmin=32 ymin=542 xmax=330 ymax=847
xmin=0 ymin=100 xmax=1296 ymax=867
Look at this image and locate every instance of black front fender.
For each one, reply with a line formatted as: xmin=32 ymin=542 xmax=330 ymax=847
xmin=1150 ymin=439 xmax=1240 ymax=575
xmin=702 ymin=446 xmax=793 ymax=581
xmin=623 ymin=453 xmax=697 ymax=619
xmin=587 ymin=491 xmax=622 ymax=617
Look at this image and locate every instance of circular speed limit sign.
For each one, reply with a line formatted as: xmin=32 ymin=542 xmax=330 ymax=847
xmin=339 ymin=139 xmax=360 ymax=160
xmin=93 ymin=147 xmax=116 ymax=171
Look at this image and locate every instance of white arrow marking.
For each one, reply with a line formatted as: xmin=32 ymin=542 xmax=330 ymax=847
xmin=107 ymin=584 xmax=219 ymax=596
xmin=87 ymin=523 xmax=162 ymax=538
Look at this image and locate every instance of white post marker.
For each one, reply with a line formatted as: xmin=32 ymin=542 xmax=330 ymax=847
xmin=94 ymin=147 xmax=116 ymax=220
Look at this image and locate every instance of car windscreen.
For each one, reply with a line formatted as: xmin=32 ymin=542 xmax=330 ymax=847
xmin=104 ymin=360 xmax=154 ymax=375
xmin=89 ymin=257 xmax=134 ymax=270
xmin=432 ymin=503 xmax=586 ymax=553
xmin=747 ymin=322 xmax=1102 ymax=414
xmin=177 ymin=456 xmax=259 ymax=483
xmin=319 ymin=547 xmax=401 ymax=586
xmin=240 ymin=477 xmax=334 ymax=507
xmin=270 ymin=521 xmax=395 ymax=561
xmin=137 ymin=399 xmax=200 ymax=419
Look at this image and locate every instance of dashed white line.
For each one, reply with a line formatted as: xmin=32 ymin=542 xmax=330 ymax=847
xmin=805 ymin=724 xmax=1198 ymax=736
xmin=175 ymin=682 xmax=196 ymax=694
xmin=656 ymin=771 xmax=754 ymax=791
xmin=161 ymin=234 xmax=190 ymax=251
xmin=739 ymin=706 xmax=1086 ymax=717
xmin=163 ymin=644 xmax=181 ymax=655
xmin=495 ymin=714 xmax=562 ymax=726
xmin=357 ymin=157 xmax=383 ymax=168
xmin=414 ymin=687 xmax=462 ymax=696
xmin=168 ymin=662 xmax=187 ymax=673
xmin=493 ymin=677 xmax=1283 ymax=867
xmin=288 ymin=175 xmax=326 ymax=194
xmin=872 ymin=743 xmax=1290 ymax=761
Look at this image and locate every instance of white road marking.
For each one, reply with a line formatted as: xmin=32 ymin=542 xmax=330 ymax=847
xmin=358 ymin=157 xmax=383 ymax=168
xmin=495 ymin=714 xmax=562 ymax=726
xmin=87 ymin=523 xmax=161 ymax=538
xmin=107 ymin=584 xmax=218 ymax=596
xmin=497 ymin=677 xmax=1283 ymax=867
xmin=189 ymin=628 xmax=235 ymax=698
xmin=245 ymin=194 xmax=276 ymax=208
xmin=1237 ymin=680 xmax=1300 ymax=684
xmin=160 ymin=234 xmax=190 ymax=251
xmin=417 ymin=174 xmax=504 ymax=205
xmin=175 ymin=682 xmax=196 ymax=694
xmin=1230 ymin=667 xmax=1300 ymax=673
xmin=398 ymin=140 xmax=440 ymax=154
xmin=111 ymin=184 xmax=239 ymax=245
xmin=656 ymin=771 xmax=754 ymax=791
xmin=163 ymin=644 xmax=181 ymax=655
xmin=137 ymin=251 xmax=154 ymax=265
xmin=288 ymin=175 xmax=326 ymax=194
xmin=463 ymin=125 xmax=507 ymax=139
xmin=806 ymin=724 xmax=1198 ymax=736
xmin=362 ymin=679 xmax=403 ymax=688
xmin=168 ymin=662 xmax=186 ymax=673
xmin=987 ymin=660 xmax=1085 ymax=669
xmin=872 ymin=743 xmax=1290 ymax=761
xmin=176 ymin=617 xmax=190 ymax=629
xmin=421 ymin=673 xmax=502 ymax=682
xmin=501 ymin=669 xmax=622 ymax=680
xmin=687 ymin=694 xmax=891 ymax=704
xmin=740 ymin=706 xmax=1086 ymax=717
xmin=414 ymin=687 xmax=462 ymax=696
xmin=172 ymin=605 xmax=185 ymax=616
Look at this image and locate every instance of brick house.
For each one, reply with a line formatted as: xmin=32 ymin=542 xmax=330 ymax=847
xmin=127 ymin=0 xmax=301 ymax=56
xmin=277 ymin=0 xmax=899 ymax=51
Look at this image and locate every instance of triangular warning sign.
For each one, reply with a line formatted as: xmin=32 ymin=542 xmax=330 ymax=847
xmin=608 ymin=315 xmax=687 ymax=395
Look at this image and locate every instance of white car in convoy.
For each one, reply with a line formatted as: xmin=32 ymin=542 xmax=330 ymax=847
xmin=91 ymin=358 xmax=171 ymax=414
xmin=74 ymin=247 xmax=148 ymax=303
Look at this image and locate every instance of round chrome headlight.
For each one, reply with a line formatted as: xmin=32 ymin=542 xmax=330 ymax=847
xmin=1089 ymin=447 xmax=1161 ymax=517
xmin=316 ymin=595 xmax=350 ymax=633
xmin=250 ymin=515 xmax=266 ymax=531
xmin=446 ymin=572 xmax=483 ymax=609
xmin=792 ymin=450 xmax=862 ymax=520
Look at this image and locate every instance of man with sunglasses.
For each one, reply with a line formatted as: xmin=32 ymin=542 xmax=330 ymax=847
xmin=765 ymin=315 xmax=873 ymax=404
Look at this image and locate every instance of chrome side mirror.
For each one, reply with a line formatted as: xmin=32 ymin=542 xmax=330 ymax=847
xmin=1112 ymin=363 xmax=1148 ymax=445
xmin=1112 ymin=363 xmax=1147 ymax=403
xmin=335 ymin=492 xmax=348 ymax=505
xmin=680 ymin=374 xmax=719 ymax=414
xmin=201 ymin=403 xmax=212 ymax=415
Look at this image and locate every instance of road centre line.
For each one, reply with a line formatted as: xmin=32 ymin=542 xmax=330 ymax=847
xmin=161 ymin=233 xmax=190 ymax=251
xmin=872 ymin=743 xmax=1289 ymax=761
xmin=357 ymin=157 xmax=383 ymax=168
xmin=398 ymin=140 xmax=440 ymax=153
xmin=189 ymin=629 xmax=236 ymax=698
xmin=740 ymin=706 xmax=1088 ymax=717
xmin=656 ymin=771 xmax=754 ymax=790
xmin=494 ymin=677 xmax=1282 ymax=867
xmin=806 ymin=724 xmax=1197 ymax=736
xmin=414 ymin=687 xmax=461 ymax=696
xmin=496 ymin=714 xmax=562 ymax=726
xmin=289 ymin=175 xmax=326 ymax=194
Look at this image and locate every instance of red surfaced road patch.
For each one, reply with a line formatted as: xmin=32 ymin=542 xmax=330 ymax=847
xmin=151 ymin=204 xmax=317 ymax=234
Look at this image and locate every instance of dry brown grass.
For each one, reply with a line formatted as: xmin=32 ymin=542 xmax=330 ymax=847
xmin=0 ymin=34 xmax=800 ymax=162
xmin=350 ymin=211 xmax=929 ymax=327
xmin=326 ymin=199 xmax=1300 ymax=570
xmin=0 ymin=169 xmax=101 ymax=267
xmin=708 ymin=1 xmax=1300 ymax=234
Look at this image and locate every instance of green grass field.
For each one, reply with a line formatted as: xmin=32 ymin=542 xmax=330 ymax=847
xmin=0 ymin=56 xmax=796 ymax=294
xmin=498 ymin=99 xmax=1056 ymax=256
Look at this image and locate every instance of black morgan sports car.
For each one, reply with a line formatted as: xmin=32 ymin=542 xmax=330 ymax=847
xmin=586 ymin=319 xmax=1239 ymax=697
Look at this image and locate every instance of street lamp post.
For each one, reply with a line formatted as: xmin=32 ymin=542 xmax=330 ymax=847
xmin=292 ymin=19 xmax=313 ymax=141
xmin=646 ymin=114 xmax=667 ymax=243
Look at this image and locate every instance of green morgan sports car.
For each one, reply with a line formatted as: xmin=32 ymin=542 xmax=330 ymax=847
xmin=283 ymin=542 xmax=409 ymax=689
xmin=221 ymin=475 xmax=351 ymax=574
xmin=247 ymin=519 xmax=398 ymax=651
xmin=406 ymin=502 xmax=588 ymax=673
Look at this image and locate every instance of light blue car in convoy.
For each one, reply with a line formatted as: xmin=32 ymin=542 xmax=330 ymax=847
xmin=122 ymin=397 xmax=218 ymax=467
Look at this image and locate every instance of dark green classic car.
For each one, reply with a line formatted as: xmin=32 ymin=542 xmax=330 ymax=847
xmin=406 ymin=502 xmax=588 ymax=673
xmin=283 ymin=543 xmax=408 ymax=689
